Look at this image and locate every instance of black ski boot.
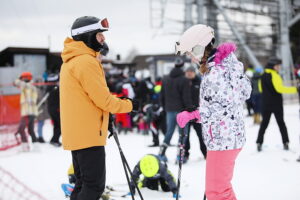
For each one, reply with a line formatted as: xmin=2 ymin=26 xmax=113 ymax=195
xmin=283 ymin=143 xmax=289 ymax=150
xmin=257 ymin=143 xmax=262 ymax=152
xmin=50 ymin=141 xmax=62 ymax=147
xmin=38 ymin=137 xmax=45 ymax=143
xmin=148 ymin=143 xmax=159 ymax=147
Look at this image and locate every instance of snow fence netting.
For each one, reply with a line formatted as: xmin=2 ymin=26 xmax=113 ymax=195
xmin=0 ymin=166 xmax=48 ymax=200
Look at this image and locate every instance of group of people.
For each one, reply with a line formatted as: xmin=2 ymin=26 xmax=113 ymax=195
xmin=14 ymin=15 xmax=299 ymax=200
xmin=14 ymin=71 xmax=62 ymax=151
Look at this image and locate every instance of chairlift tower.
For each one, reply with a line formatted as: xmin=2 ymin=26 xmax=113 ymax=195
xmin=149 ymin=0 xmax=300 ymax=82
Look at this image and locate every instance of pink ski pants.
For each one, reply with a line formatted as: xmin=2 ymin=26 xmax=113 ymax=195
xmin=205 ymin=149 xmax=241 ymax=200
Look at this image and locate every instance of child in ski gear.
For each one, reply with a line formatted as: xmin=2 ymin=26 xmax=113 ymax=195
xmin=129 ymin=154 xmax=178 ymax=197
xmin=256 ymin=58 xmax=297 ymax=151
xmin=158 ymin=57 xmax=193 ymax=161
xmin=182 ymin=66 xmax=207 ymax=161
xmin=60 ymin=16 xmax=133 ymax=200
xmin=14 ymin=72 xmax=38 ymax=150
xmin=175 ymin=24 xmax=251 ymax=200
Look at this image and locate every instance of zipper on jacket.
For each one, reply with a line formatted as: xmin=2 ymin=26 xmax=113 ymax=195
xmin=100 ymin=115 xmax=104 ymax=136
xmin=209 ymin=124 xmax=213 ymax=140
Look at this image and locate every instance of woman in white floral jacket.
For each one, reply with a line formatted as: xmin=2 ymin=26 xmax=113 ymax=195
xmin=176 ymin=25 xmax=252 ymax=200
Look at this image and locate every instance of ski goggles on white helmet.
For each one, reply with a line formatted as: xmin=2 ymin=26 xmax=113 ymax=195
xmin=175 ymin=24 xmax=214 ymax=60
xmin=71 ymin=18 xmax=109 ymax=36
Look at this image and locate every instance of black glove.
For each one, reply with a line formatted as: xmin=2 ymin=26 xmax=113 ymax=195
xmin=182 ymin=105 xmax=197 ymax=112
xmin=108 ymin=114 xmax=115 ymax=138
xmin=119 ymin=97 xmax=139 ymax=112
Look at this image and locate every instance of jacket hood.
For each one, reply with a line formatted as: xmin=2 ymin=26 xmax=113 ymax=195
xmin=61 ymin=37 xmax=97 ymax=63
xmin=170 ymin=67 xmax=184 ymax=78
xmin=214 ymin=42 xmax=237 ymax=65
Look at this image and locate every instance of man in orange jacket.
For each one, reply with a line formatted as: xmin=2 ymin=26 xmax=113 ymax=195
xmin=60 ymin=16 xmax=138 ymax=200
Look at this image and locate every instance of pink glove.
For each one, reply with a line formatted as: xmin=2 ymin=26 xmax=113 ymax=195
xmin=176 ymin=110 xmax=201 ymax=128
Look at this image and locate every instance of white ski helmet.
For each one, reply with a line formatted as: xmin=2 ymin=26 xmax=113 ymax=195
xmin=175 ymin=24 xmax=215 ymax=60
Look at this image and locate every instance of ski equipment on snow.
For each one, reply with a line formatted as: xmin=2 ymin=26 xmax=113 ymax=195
xmin=61 ymin=183 xmax=74 ymax=197
xmin=175 ymin=124 xmax=189 ymax=200
xmin=108 ymin=115 xmax=145 ymax=200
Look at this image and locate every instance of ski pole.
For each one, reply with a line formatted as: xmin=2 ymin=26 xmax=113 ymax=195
xmin=176 ymin=123 xmax=189 ymax=200
xmin=112 ymin=129 xmax=135 ymax=200
xmin=109 ymin=118 xmax=145 ymax=200
xmin=37 ymin=92 xmax=50 ymax=108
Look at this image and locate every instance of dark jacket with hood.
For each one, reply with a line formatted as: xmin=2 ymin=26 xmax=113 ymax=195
xmin=160 ymin=67 xmax=192 ymax=112
xmin=189 ymin=75 xmax=201 ymax=107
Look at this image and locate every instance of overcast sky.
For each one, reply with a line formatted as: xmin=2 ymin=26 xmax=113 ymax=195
xmin=0 ymin=0 xmax=186 ymax=59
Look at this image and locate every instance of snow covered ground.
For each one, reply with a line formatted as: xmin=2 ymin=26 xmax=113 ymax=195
xmin=1 ymin=104 xmax=300 ymax=200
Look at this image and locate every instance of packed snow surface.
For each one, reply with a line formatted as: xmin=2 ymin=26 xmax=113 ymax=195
xmin=1 ymin=104 xmax=300 ymax=200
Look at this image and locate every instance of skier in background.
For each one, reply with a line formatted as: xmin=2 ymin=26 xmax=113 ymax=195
xmin=36 ymin=78 xmax=49 ymax=143
xmin=46 ymin=74 xmax=61 ymax=147
xmin=14 ymin=72 xmax=38 ymax=151
xmin=256 ymin=58 xmax=298 ymax=151
xmin=60 ymin=16 xmax=136 ymax=200
xmin=158 ymin=57 xmax=192 ymax=162
xmin=251 ymin=67 xmax=263 ymax=124
xmin=176 ymin=24 xmax=251 ymax=200
xmin=183 ymin=66 xmax=207 ymax=162
xmin=142 ymin=103 xmax=165 ymax=147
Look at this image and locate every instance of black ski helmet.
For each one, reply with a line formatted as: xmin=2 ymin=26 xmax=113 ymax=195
xmin=265 ymin=57 xmax=281 ymax=69
xmin=71 ymin=16 xmax=109 ymax=51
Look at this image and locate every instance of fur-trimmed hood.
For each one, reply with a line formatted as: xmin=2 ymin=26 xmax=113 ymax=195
xmin=214 ymin=42 xmax=237 ymax=65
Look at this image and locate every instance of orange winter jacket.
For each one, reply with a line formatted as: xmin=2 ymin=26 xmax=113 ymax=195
xmin=60 ymin=38 xmax=132 ymax=150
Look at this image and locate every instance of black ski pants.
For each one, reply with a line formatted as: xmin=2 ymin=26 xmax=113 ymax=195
xmin=184 ymin=122 xmax=207 ymax=158
xmin=142 ymin=178 xmax=171 ymax=192
xmin=256 ymin=108 xmax=289 ymax=144
xmin=48 ymin=107 xmax=61 ymax=143
xmin=71 ymin=146 xmax=106 ymax=200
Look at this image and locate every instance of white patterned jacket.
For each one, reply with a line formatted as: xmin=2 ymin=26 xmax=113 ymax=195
xmin=199 ymin=43 xmax=252 ymax=151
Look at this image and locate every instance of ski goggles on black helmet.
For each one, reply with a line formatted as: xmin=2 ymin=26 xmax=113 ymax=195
xmin=71 ymin=18 xmax=109 ymax=36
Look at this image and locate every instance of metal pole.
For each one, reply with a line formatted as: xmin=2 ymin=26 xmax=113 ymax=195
xmin=212 ymin=0 xmax=262 ymax=68
xmin=196 ymin=0 xmax=205 ymax=24
xmin=288 ymin=13 xmax=300 ymax=27
xmin=279 ymin=0 xmax=292 ymax=82
xmin=207 ymin=0 xmax=219 ymax=44
xmin=184 ymin=0 xmax=194 ymax=30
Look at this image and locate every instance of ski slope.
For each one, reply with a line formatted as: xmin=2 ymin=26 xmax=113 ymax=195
xmin=1 ymin=104 xmax=300 ymax=200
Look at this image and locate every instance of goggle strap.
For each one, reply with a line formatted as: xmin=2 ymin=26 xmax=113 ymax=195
xmin=71 ymin=20 xmax=108 ymax=36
